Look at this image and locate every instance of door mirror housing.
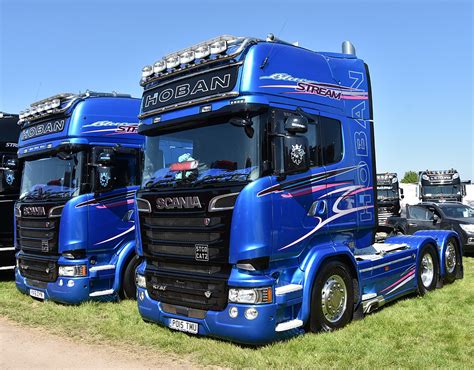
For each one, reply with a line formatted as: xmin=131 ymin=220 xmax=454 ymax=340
xmin=284 ymin=116 xmax=308 ymax=134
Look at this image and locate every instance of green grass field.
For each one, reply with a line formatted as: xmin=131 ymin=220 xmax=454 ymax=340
xmin=1 ymin=258 xmax=473 ymax=368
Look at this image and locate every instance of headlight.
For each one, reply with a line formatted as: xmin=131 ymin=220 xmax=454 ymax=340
xmin=422 ymin=174 xmax=429 ymax=181
xmin=460 ymin=224 xmax=474 ymax=234
xmin=58 ymin=265 xmax=87 ymax=277
xmin=136 ymin=273 xmax=146 ymax=288
xmin=210 ymin=40 xmax=227 ymax=54
xmin=51 ymin=98 xmax=61 ymax=108
xmin=228 ymin=287 xmax=272 ymax=304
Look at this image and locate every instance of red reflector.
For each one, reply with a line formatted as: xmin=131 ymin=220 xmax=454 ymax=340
xmin=170 ymin=160 xmax=198 ymax=171
xmin=384 ymin=266 xmax=390 ymax=271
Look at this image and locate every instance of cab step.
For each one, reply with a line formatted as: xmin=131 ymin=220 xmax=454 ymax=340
xmin=275 ymin=319 xmax=303 ymax=332
xmin=89 ymin=289 xmax=114 ymax=297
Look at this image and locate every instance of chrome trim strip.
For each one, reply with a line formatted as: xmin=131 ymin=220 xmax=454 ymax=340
xmin=359 ymin=255 xmax=413 ymax=273
xmin=0 ymin=247 xmax=15 ymax=252
xmin=0 ymin=266 xmax=15 ymax=271
xmin=208 ymin=192 xmax=240 ymax=212
xmin=89 ymin=264 xmax=115 ymax=272
xmin=139 ymin=92 xmax=240 ymax=119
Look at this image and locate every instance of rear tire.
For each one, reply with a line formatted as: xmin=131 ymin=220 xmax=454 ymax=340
xmin=443 ymin=238 xmax=459 ymax=284
xmin=121 ymin=255 xmax=141 ymax=300
xmin=308 ymin=261 xmax=354 ymax=332
xmin=416 ymin=244 xmax=439 ymax=295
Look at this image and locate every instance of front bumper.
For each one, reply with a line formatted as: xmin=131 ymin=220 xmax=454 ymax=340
xmin=137 ymin=287 xmax=303 ymax=345
xmin=15 ymin=268 xmax=91 ymax=304
xmin=15 ymin=256 xmax=118 ymax=304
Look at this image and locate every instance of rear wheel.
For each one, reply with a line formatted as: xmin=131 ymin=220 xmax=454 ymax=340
xmin=443 ymin=238 xmax=459 ymax=284
xmin=308 ymin=261 xmax=354 ymax=332
xmin=121 ymin=255 xmax=141 ymax=300
xmin=417 ymin=244 xmax=439 ymax=295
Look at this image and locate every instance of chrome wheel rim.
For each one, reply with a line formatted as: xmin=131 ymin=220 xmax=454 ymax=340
xmin=421 ymin=253 xmax=435 ymax=288
xmin=321 ymin=275 xmax=347 ymax=323
xmin=445 ymin=243 xmax=456 ymax=274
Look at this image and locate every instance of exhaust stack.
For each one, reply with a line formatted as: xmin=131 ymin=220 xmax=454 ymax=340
xmin=342 ymin=41 xmax=356 ymax=56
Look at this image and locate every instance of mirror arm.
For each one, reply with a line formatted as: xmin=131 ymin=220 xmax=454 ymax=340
xmin=296 ymin=107 xmax=317 ymax=122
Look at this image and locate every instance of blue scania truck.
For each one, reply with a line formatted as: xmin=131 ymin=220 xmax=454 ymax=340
xmin=15 ymin=92 xmax=144 ymax=304
xmin=134 ymin=35 xmax=463 ymax=344
xmin=0 ymin=112 xmax=21 ymax=272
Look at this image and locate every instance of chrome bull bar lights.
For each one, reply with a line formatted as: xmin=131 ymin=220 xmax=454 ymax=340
xmin=140 ymin=35 xmax=253 ymax=85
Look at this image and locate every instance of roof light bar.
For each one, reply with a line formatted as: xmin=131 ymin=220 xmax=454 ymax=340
xmin=139 ymin=34 xmax=252 ymax=85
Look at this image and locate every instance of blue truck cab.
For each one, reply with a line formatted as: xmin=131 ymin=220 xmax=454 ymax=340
xmin=15 ymin=92 xmax=144 ymax=304
xmin=0 ymin=112 xmax=21 ymax=272
xmin=134 ymin=35 xmax=463 ymax=344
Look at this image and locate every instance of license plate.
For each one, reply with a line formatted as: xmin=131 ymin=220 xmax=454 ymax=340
xmin=195 ymin=244 xmax=209 ymax=261
xmin=29 ymin=289 xmax=45 ymax=300
xmin=168 ymin=318 xmax=198 ymax=334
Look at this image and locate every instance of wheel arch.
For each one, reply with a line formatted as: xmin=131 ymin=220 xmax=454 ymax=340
xmin=299 ymin=244 xmax=360 ymax=325
xmin=112 ymin=239 xmax=137 ymax=293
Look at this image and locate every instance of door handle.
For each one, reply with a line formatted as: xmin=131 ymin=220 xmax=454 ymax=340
xmin=308 ymin=200 xmax=327 ymax=217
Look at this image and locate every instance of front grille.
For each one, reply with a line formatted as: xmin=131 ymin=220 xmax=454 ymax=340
xmin=140 ymin=189 xmax=236 ymax=311
xmin=145 ymin=267 xmax=229 ymax=311
xmin=18 ymin=255 xmax=58 ymax=282
xmin=17 ymin=217 xmax=59 ymax=255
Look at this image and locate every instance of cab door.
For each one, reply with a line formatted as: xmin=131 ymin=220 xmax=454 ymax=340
xmin=87 ymin=149 xmax=140 ymax=256
xmin=271 ymin=108 xmax=331 ymax=258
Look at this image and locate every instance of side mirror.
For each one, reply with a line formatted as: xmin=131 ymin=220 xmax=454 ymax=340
xmin=285 ymin=116 xmax=308 ymax=134
xmin=275 ymin=134 xmax=310 ymax=176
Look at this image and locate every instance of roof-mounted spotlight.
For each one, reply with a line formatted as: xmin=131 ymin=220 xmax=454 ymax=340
xmin=153 ymin=60 xmax=166 ymax=74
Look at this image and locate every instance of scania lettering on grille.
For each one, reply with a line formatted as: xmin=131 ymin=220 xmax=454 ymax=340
xmin=23 ymin=206 xmax=46 ymax=216
xmin=156 ymin=196 xmax=202 ymax=210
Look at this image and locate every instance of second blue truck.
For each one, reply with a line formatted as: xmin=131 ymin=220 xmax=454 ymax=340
xmin=15 ymin=92 xmax=144 ymax=304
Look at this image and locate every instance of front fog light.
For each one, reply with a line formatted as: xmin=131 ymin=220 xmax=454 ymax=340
xmin=228 ymin=287 xmax=273 ymax=304
xmin=58 ymin=265 xmax=87 ymax=277
xmin=245 ymin=308 xmax=258 ymax=320
xmin=136 ymin=273 xmax=146 ymax=289
xmin=228 ymin=306 xmax=238 ymax=318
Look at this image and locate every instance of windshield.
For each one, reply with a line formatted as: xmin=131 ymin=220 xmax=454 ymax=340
xmin=377 ymin=189 xmax=398 ymax=200
xmin=20 ymin=152 xmax=84 ymax=200
xmin=142 ymin=115 xmax=263 ymax=188
xmin=422 ymin=185 xmax=460 ymax=196
xmin=439 ymin=204 xmax=474 ymax=219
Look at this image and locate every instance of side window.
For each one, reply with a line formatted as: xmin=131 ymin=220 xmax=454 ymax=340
xmin=279 ymin=110 xmax=320 ymax=167
xmin=408 ymin=206 xmax=431 ymax=220
xmin=320 ymin=116 xmax=343 ymax=165
xmin=115 ymin=151 xmax=140 ymax=188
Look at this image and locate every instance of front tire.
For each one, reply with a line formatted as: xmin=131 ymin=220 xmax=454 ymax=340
xmin=443 ymin=238 xmax=459 ymax=284
xmin=121 ymin=255 xmax=141 ymax=300
xmin=308 ymin=261 xmax=354 ymax=332
xmin=416 ymin=244 xmax=439 ymax=295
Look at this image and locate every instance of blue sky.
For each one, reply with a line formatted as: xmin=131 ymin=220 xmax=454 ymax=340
xmin=0 ymin=0 xmax=472 ymax=179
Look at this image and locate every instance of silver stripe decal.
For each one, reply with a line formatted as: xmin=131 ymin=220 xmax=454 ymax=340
xmin=359 ymin=255 xmax=413 ymax=273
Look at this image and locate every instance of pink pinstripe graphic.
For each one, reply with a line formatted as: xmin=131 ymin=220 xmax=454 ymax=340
xmin=380 ymin=267 xmax=416 ymax=294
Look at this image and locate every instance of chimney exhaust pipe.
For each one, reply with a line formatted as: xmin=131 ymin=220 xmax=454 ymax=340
xmin=342 ymin=41 xmax=356 ymax=56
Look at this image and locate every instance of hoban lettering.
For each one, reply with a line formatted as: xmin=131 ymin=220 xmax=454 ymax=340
xmin=144 ymin=74 xmax=231 ymax=108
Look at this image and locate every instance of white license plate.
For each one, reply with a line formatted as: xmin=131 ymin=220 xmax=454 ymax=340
xmin=29 ymin=289 xmax=45 ymax=300
xmin=168 ymin=318 xmax=198 ymax=334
